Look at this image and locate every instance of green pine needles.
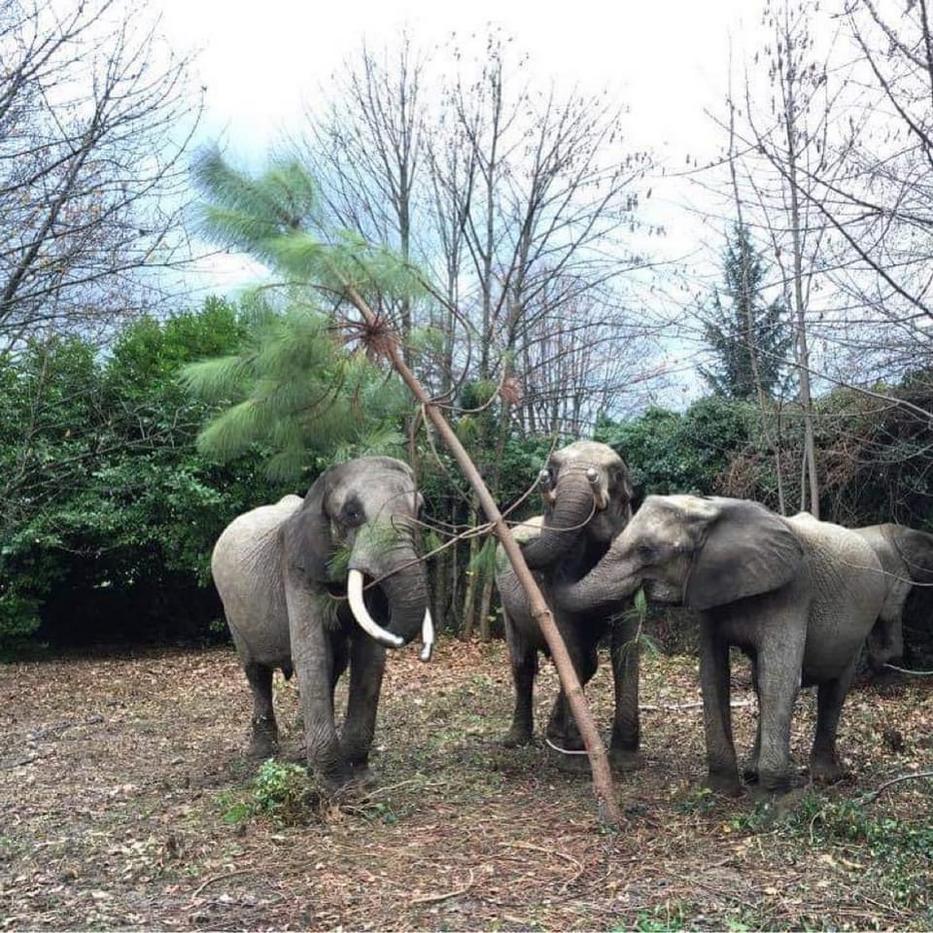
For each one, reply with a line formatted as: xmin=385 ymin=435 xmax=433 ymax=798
xmin=183 ymin=149 xmax=425 ymax=479
xmin=192 ymin=149 xmax=423 ymax=303
xmin=699 ymin=222 xmax=793 ymax=401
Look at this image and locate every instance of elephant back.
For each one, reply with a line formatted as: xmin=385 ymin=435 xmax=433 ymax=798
xmin=212 ymin=494 xmax=304 ymax=666
xmin=788 ymin=514 xmax=888 ymax=644
xmin=495 ymin=516 xmax=543 ymax=585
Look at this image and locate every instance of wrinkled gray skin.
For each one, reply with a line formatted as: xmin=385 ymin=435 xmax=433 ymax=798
xmin=211 ymin=456 xmax=427 ymax=790
xmin=555 ymin=496 xmax=888 ymax=795
xmin=856 ymin=524 xmax=933 ymax=671
xmin=495 ymin=441 xmax=639 ymax=772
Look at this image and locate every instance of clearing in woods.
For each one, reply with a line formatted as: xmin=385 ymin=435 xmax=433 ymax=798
xmin=0 ymin=640 xmax=931 ymax=930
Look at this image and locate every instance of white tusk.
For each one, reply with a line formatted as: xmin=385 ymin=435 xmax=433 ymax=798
xmin=420 ymin=608 xmax=435 ymax=662
xmin=347 ymin=570 xmax=404 ymax=648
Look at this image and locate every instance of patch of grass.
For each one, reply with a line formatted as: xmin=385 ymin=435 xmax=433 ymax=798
xmin=728 ymin=799 xmax=775 ymax=833
xmin=214 ymin=760 xmax=325 ymax=828
xmin=356 ymin=799 xmax=404 ymax=825
xmin=723 ymin=914 xmax=756 ymax=932
xmin=675 ymin=786 xmax=717 ymax=815
xmin=252 ymin=759 xmax=323 ymax=826
xmin=735 ymin=791 xmax=933 ymax=910
xmin=214 ymin=789 xmax=252 ymax=826
xmin=629 ymin=900 xmax=689 ymax=931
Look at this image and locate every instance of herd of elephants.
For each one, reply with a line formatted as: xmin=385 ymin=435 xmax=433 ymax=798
xmin=211 ymin=441 xmax=933 ymax=800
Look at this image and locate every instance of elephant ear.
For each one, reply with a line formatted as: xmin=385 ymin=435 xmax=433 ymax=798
xmin=684 ymin=499 xmax=804 ymax=611
xmin=894 ymin=527 xmax=933 ymax=585
xmin=281 ymin=470 xmax=333 ymax=583
xmin=610 ymin=462 xmax=635 ymax=522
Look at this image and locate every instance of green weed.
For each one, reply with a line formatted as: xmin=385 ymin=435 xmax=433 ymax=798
xmin=630 ymin=901 xmax=689 ymax=931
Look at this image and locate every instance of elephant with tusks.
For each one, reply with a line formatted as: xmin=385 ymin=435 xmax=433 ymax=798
xmin=212 ymin=456 xmax=433 ymax=790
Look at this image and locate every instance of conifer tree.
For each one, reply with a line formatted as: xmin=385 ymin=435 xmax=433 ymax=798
xmin=182 ymin=293 xmax=409 ymax=480
xmin=699 ymin=223 xmax=792 ymax=400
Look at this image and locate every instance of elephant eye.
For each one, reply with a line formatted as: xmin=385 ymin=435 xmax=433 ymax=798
xmin=637 ymin=543 xmax=657 ymax=561
xmin=342 ymin=500 xmax=365 ymax=526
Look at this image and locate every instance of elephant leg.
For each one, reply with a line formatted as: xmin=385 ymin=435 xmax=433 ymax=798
xmin=340 ymin=633 xmax=387 ymax=776
xmin=743 ymin=656 xmax=762 ymax=782
xmin=502 ymin=617 xmax=537 ymax=747
xmin=331 ymin=635 xmax=349 ymax=699
xmin=245 ymin=662 xmax=278 ymax=758
xmin=755 ymin=637 xmax=803 ymax=794
xmin=546 ymin=636 xmax=598 ymax=749
xmin=868 ymin=613 xmax=903 ymax=672
xmin=609 ymin=613 xmax=641 ymax=772
xmin=284 ymin=573 xmax=351 ymax=790
xmin=810 ymin=659 xmax=857 ymax=784
xmin=547 ymin=635 xmax=598 ymax=774
xmin=699 ymin=617 xmax=741 ymax=796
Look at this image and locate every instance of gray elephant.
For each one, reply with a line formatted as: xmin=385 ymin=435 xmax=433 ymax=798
xmin=856 ymin=524 xmax=933 ymax=671
xmin=495 ymin=440 xmax=640 ymax=771
xmin=555 ymin=495 xmax=888 ymax=795
xmin=211 ymin=456 xmax=433 ymax=790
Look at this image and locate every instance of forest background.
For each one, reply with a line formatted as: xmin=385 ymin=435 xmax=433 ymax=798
xmin=3 ymin=0 xmax=933 ymax=664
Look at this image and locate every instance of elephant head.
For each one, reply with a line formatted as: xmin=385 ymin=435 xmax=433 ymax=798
xmin=520 ymin=440 xmax=633 ymax=572
xmin=556 ymin=495 xmax=804 ymax=613
xmin=282 ymin=456 xmax=433 ymax=655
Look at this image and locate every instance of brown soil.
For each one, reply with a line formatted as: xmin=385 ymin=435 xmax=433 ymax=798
xmin=1 ymin=640 xmax=930 ymax=930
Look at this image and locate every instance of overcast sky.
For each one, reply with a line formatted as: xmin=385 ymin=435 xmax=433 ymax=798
xmin=154 ymin=0 xmax=760 ymax=279
xmin=155 ymin=0 xmax=754 ymax=159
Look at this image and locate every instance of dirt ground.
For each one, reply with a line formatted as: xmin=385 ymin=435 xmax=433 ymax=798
xmin=1 ymin=639 xmax=931 ymax=931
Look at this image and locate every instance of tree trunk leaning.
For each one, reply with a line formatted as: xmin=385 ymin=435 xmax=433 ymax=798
xmin=344 ymin=284 xmax=623 ymax=829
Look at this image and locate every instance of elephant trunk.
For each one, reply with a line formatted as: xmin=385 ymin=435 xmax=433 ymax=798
xmin=347 ymin=528 xmax=431 ymax=652
xmin=377 ymin=557 xmax=430 ymax=646
xmin=521 ymin=473 xmax=599 ymax=571
xmin=555 ymin=547 xmax=640 ymax=614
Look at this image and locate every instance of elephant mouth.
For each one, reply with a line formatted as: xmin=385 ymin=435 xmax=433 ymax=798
xmin=647 ymin=579 xmax=682 ymax=604
xmin=347 ymin=569 xmax=434 ymax=661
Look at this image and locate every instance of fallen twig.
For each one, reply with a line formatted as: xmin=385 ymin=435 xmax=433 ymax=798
xmin=504 ymin=841 xmax=585 ymax=892
xmin=864 ymin=770 xmax=933 ymax=802
xmin=29 ymin=714 xmax=104 ymax=741
xmin=191 ymin=868 xmax=258 ymax=899
xmin=410 ymin=869 xmax=474 ymax=905
xmin=639 ymin=699 xmax=755 ymax=711
xmin=0 ymin=752 xmax=48 ymax=770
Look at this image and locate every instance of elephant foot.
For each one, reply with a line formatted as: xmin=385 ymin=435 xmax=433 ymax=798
xmin=249 ymin=720 xmax=279 ymax=759
xmin=500 ymin=726 xmax=534 ymax=748
xmin=315 ymin=761 xmax=355 ymax=795
xmin=742 ymin=762 xmax=760 ymax=784
xmin=702 ymin=769 xmax=742 ymax=798
xmin=609 ymin=747 xmax=643 ymax=773
xmin=553 ymin=750 xmax=592 ymax=774
xmin=809 ymin=755 xmax=845 ymax=786
xmin=545 ymin=732 xmax=590 ymax=773
xmin=348 ymin=759 xmax=377 ymax=788
xmin=756 ymin=769 xmax=793 ymax=796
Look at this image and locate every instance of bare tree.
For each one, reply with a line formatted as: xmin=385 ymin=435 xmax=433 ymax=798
xmin=0 ymin=0 xmax=201 ymax=351
xmin=291 ymin=34 xmax=426 ymax=354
